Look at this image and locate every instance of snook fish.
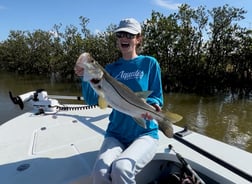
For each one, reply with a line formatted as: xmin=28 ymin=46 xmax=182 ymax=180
xmin=76 ymin=52 xmax=182 ymax=138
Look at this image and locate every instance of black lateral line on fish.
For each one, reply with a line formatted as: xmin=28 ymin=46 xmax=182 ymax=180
xmin=105 ymin=76 xmax=162 ymax=119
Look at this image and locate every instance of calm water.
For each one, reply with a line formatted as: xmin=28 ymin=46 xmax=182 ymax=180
xmin=0 ymin=72 xmax=252 ymax=153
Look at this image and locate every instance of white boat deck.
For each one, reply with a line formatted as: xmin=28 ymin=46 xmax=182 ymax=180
xmin=0 ymin=106 xmax=251 ymax=184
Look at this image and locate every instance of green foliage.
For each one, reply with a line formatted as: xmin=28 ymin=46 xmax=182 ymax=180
xmin=0 ymin=4 xmax=251 ymax=95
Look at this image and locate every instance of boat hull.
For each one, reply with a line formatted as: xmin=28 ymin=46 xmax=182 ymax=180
xmin=0 ymin=106 xmax=251 ymax=184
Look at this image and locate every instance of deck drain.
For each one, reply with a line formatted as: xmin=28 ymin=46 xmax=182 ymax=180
xmin=41 ymin=127 xmax=46 ymax=130
xmin=17 ymin=163 xmax=30 ymax=171
xmin=72 ymin=120 xmax=78 ymax=123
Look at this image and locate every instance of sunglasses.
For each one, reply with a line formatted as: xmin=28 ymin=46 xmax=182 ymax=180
xmin=116 ymin=32 xmax=136 ymax=39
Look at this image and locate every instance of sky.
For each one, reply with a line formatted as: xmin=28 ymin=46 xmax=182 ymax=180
xmin=0 ymin=0 xmax=252 ymax=41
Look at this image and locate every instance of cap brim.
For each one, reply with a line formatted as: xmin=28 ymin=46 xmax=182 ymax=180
xmin=114 ymin=28 xmax=139 ymax=34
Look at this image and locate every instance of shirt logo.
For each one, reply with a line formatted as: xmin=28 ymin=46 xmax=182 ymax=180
xmin=115 ymin=70 xmax=144 ymax=80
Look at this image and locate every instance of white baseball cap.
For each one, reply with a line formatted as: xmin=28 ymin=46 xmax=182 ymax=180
xmin=114 ymin=18 xmax=141 ymax=34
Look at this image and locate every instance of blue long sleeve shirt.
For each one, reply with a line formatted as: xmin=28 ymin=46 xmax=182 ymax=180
xmin=81 ymin=55 xmax=163 ymax=146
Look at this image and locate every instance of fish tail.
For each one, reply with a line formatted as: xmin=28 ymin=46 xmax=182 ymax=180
xmin=158 ymin=119 xmax=174 ymax=138
xmin=164 ymin=111 xmax=183 ymax=123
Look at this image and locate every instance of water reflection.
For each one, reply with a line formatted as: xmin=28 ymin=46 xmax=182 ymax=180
xmin=187 ymin=97 xmax=208 ymax=134
xmin=219 ymin=97 xmax=251 ymax=151
xmin=164 ymin=93 xmax=252 ymax=153
xmin=222 ymin=114 xmax=251 ymax=150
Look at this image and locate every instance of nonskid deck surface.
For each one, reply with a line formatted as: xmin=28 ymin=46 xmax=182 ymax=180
xmin=0 ymin=106 xmax=251 ymax=184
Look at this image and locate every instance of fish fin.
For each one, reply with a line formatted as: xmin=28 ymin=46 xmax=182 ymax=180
xmin=133 ymin=118 xmax=147 ymax=129
xmin=98 ymin=96 xmax=108 ymax=109
xmin=158 ymin=119 xmax=174 ymax=138
xmin=164 ymin=111 xmax=183 ymax=123
xmin=135 ymin=91 xmax=153 ymax=99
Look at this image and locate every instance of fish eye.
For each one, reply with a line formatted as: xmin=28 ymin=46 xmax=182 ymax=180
xmin=91 ymin=59 xmax=95 ymax=63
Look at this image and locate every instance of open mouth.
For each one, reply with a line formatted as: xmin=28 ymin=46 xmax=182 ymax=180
xmin=121 ymin=43 xmax=130 ymax=48
xmin=90 ymin=78 xmax=101 ymax=84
